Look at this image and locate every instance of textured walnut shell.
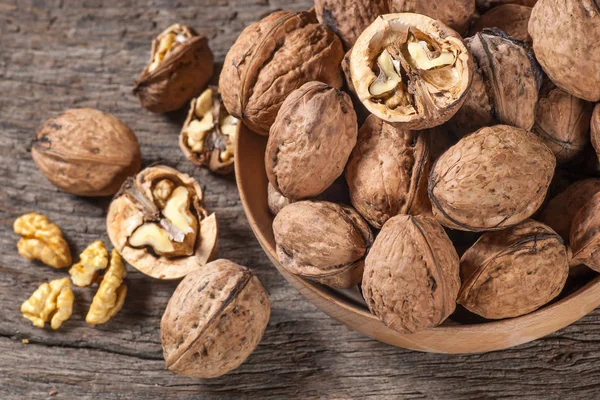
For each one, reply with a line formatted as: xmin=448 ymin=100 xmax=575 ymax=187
xmin=529 ymin=0 xmax=600 ymax=102
xmin=389 ymin=0 xmax=476 ymax=34
xmin=350 ymin=13 xmax=473 ymax=130
xmin=591 ymin=104 xmax=600 ymax=162
xmin=346 ymin=115 xmax=431 ymax=229
xmin=219 ymin=10 xmax=344 ymax=135
xmin=458 ymin=220 xmax=568 ymax=319
xmin=571 ymin=192 xmax=600 ymax=272
xmin=469 ymin=4 xmax=532 ymax=44
xmin=265 ymin=82 xmax=358 ymax=200
xmin=363 ymin=214 xmax=460 ymax=334
xmin=32 ymin=108 xmax=141 ymax=197
xmin=161 ymin=259 xmax=270 ymax=378
xmin=134 ymin=25 xmax=214 ymax=113
xmin=106 ymin=165 xmax=218 ymax=279
xmin=429 ymin=125 xmax=556 ymax=232
xmin=476 ymin=0 xmax=537 ymax=12
xmin=272 ymin=201 xmax=373 ymax=288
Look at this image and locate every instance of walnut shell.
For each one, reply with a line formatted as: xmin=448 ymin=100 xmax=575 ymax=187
xmin=346 ymin=115 xmax=431 ymax=229
xmin=458 ymin=220 xmax=568 ymax=319
xmin=476 ymin=0 xmax=537 ymax=12
xmin=161 ymin=259 xmax=270 ymax=378
xmin=362 ymin=214 xmax=460 ymax=334
xmin=32 ymin=108 xmax=141 ymax=197
xmin=265 ymin=82 xmax=358 ymax=200
xmin=219 ymin=10 xmax=344 ymax=135
xmin=106 ymin=165 xmax=218 ymax=280
xmin=529 ymin=0 xmax=600 ymax=102
xmin=469 ymin=4 xmax=532 ymax=44
xmin=134 ymin=24 xmax=214 ymax=113
xmin=272 ymin=201 xmax=373 ymax=288
xmin=591 ymin=104 xmax=600 ymax=162
xmin=429 ymin=125 xmax=556 ymax=231
xmin=389 ymin=0 xmax=476 ymax=34
xmin=571 ymin=192 xmax=600 ymax=272
xmin=350 ymin=13 xmax=474 ymax=130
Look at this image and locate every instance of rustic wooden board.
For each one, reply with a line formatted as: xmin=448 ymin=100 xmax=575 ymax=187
xmin=2 ymin=1 xmax=600 ymax=398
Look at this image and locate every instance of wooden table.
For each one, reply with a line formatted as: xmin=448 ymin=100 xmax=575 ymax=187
xmin=2 ymin=1 xmax=600 ymax=398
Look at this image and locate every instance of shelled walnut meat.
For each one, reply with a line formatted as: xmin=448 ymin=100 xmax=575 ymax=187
xmin=429 ymin=125 xmax=556 ymax=231
xmin=273 ymin=201 xmax=373 ymax=289
xmin=469 ymin=4 xmax=533 ymax=44
xmin=363 ymin=214 xmax=460 ymax=334
xmin=21 ymin=278 xmax=74 ymax=330
xmin=389 ymin=0 xmax=476 ymax=34
xmin=350 ymin=13 xmax=473 ymax=130
xmin=69 ymin=240 xmax=108 ymax=287
xmin=591 ymin=104 xmax=600 ymax=162
xmin=106 ymin=165 xmax=218 ymax=280
xmin=161 ymin=259 xmax=270 ymax=378
xmin=219 ymin=10 xmax=344 ymax=135
xmin=134 ymin=24 xmax=214 ymax=113
xmin=458 ymin=220 xmax=568 ymax=319
xmin=32 ymin=108 xmax=141 ymax=197
xmin=570 ymin=192 xmax=600 ymax=272
xmin=179 ymin=87 xmax=238 ymax=174
xmin=14 ymin=213 xmax=71 ymax=269
xmin=86 ymin=250 xmax=128 ymax=325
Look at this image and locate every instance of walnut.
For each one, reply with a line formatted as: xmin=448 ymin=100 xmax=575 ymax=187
xmin=161 ymin=259 xmax=270 ymax=378
xmin=14 ymin=213 xmax=71 ymax=269
xmin=345 ymin=115 xmax=431 ymax=229
xmin=570 ymin=192 xmax=600 ymax=272
xmin=134 ymin=24 xmax=214 ymax=113
xmin=591 ymin=104 xmax=600 ymax=163
xmin=106 ymin=165 xmax=218 ymax=280
xmin=362 ymin=214 xmax=460 ymax=334
xmin=429 ymin=125 xmax=556 ymax=231
xmin=265 ymin=82 xmax=358 ymax=200
xmin=389 ymin=0 xmax=476 ymax=34
xmin=350 ymin=13 xmax=473 ymax=130
xmin=469 ymin=4 xmax=533 ymax=44
xmin=476 ymin=0 xmax=537 ymax=12
xmin=69 ymin=240 xmax=109 ymax=287
xmin=219 ymin=10 xmax=344 ymax=135
xmin=21 ymin=278 xmax=74 ymax=330
xmin=86 ymin=250 xmax=127 ymax=325
xmin=32 ymin=108 xmax=141 ymax=197
xmin=179 ymin=87 xmax=238 ymax=175
xmin=272 ymin=201 xmax=373 ymax=288
xmin=458 ymin=220 xmax=568 ymax=319
xmin=529 ymin=0 xmax=600 ymax=102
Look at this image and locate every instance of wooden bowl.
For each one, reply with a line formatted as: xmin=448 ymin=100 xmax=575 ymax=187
xmin=235 ymin=123 xmax=600 ymax=353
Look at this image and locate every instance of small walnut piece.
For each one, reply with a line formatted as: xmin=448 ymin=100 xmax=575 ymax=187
xmin=14 ymin=213 xmax=71 ymax=269
xmin=21 ymin=278 xmax=74 ymax=330
xmin=161 ymin=259 xmax=270 ymax=378
xmin=591 ymin=104 xmax=600 ymax=162
xmin=86 ymin=250 xmax=128 ymax=325
xmin=363 ymin=214 xmax=460 ymax=334
xmin=69 ymin=240 xmax=109 ymax=287
xmin=570 ymin=192 xmax=600 ymax=272
xmin=469 ymin=4 xmax=533 ymax=44
xmin=389 ymin=0 xmax=476 ymax=34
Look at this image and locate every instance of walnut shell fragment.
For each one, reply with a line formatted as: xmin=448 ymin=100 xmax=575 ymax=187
xmin=265 ymin=82 xmax=358 ymax=200
xmin=32 ymin=109 xmax=141 ymax=197
xmin=346 ymin=115 xmax=431 ymax=229
xmin=458 ymin=220 xmax=568 ymax=319
xmin=350 ymin=13 xmax=473 ymax=130
xmin=571 ymin=192 xmax=600 ymax=272
xmin=134 ymin=24 xmax=214 ymax=113
xmin=273 ymin=201 xmax=373 ymax=288
xmin=591 ymin=104 xmax=600 ymax=162
xmin=469 ymin=4 xmax=532 ymax=44
xmin=106 ymin=165 xmax=218 ymax=279
xmin=219 ymin=10 xmax=344 ymax=135
xmin=429 ymin=125 xmax=556 ymax=232
xmin=161 ymin=259 xmax=270 ymax=378
xmin=389 ymin=0 xmax=476 ymax=34
xmin=363 ymin=214 xmax=460 ymax=334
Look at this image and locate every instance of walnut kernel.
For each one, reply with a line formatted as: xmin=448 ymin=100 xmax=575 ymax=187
xmin=21 ymin=278 xmax=74 ymax=330
xmin=69 ymin=240 xmax=109 ymax=287
xmin=86 ymin=250 xmax=128 ymax=325
xmin=14 ymin=213 xmax=71 ymax=269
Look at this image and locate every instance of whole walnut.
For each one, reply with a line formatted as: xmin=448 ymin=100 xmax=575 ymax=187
xmin=529 ymin=0 xmax=600 ymax=102
xmin=476 ymin=0 xmax=537 ymax=12
xmin=591 ymin=104 xmax=600 ymax=162
xmin=346 ymin=115 xmax=431 ymax=229
xmin=429 ymin=125 xmax=556 ymax=232
xmin=32 ymin=108 xmax=141 ymax=197
xmin=571 ymin=192 xmax=600 ymax=272
xmin=458 ymin=220 xmax=568 ymax=319
xmin=362 ymin=214 xmax=460 ymax=334
xmin=273 ymin=201 xmax=373 ymax=288
xmin=389 ymin=0 xmax=476 ymax=34
xmin=219 ymin=10 xmax=344 ymax=135
xmin=469 ymin=4 xmax=533 ymax=44
xmin=161 ymin=259 xmax=270 ymax=378
xmin=265 ymin=82 xmax=357 ymax=200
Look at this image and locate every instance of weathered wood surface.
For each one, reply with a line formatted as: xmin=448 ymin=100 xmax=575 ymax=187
xmin=2 ymin=1 xmax=600 ymax=399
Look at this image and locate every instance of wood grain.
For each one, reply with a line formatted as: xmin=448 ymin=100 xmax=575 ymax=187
xmin=1 ymin=0 xmax=600 ymax=398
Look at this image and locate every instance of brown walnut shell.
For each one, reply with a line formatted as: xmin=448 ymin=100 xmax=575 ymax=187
xmin=458 ymin=220 xmax=568 ymax=319
xmin=591 ymin=104 xmax=600 ymax=162
xmin=469 ymin=4 xmax=532 ymax=44
xmin=106 ymin=165 xmax=218 ymax=280
xmin=476 ymin=0 xmax=537 ymax=12
xmin=529 ymin=0 xmax=600 ymax=102
xmin=219 ymin=10 xmax=344 ymax=135
xmin=429 ymin=125 xmax=556 ymax=232
xmin=571 ymin=192 xmax=600 ymax=272
xmin=272 ymin=201 xmax=373 ymax=289
xmin=345 ymin=115 xmax=431 ymax=229
xmin=265 ymin=82 xmax=358 ymax=200
xmin=389 ymin=0 xmax=476 ymax=34
xmin=134 ymin=24 xmax=214 ymax=113
xmin=161 ymin=259 xmax=270 ymax=378
xmin=362 ymin=214 xmax=460 ymax=334
xmin=32 ymin=108 xmax=141 ymax=197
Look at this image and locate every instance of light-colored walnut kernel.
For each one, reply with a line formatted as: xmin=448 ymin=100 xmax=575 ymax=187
xmin=14 ymin=213 xmax=71 ymax=269
xmin=21 ymin=278 xmax=74 ymax=330
xmin=86 ymin=250 xmax=128 ymax=325
xmin=69 ymin=240 xmax=109 ymax=287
